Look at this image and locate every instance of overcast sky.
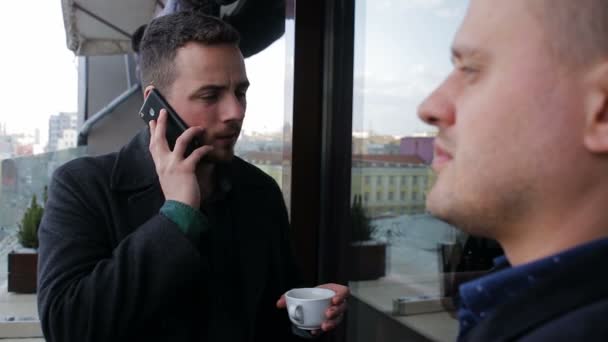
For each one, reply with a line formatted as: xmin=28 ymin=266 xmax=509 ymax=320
xmin=353 ymin=0 xmax=469 ymax=136
xmin=0 ymin=0 xmax=468 ymax=146
xmin=0 ymin=0 xmax=78 ymax=144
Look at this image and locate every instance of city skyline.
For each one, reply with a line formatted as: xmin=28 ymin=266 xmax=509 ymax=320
xmin=1 ymin=0 xmax=465 ymax=150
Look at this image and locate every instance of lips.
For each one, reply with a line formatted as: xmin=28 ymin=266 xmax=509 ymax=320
xmin=213 ymin=131 xmax=239 ymax=145
xmin=432 ymin=142 xmax=453 ymax=171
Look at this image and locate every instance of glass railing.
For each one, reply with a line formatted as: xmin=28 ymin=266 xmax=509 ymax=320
xmin=0 ymin=147 xmax=88 ymax=286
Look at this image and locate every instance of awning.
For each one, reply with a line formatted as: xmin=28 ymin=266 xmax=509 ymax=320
xmin=61 ymin=0 xmax=162 ymax=56
xmin=61 ymin=0 xmax=287 ymax=57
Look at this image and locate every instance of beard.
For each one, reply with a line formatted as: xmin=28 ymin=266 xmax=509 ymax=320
xmin=206 ymin=148 xmax=235 ymax=164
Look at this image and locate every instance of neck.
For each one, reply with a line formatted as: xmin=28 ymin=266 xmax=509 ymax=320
xmin=196 ymin=162 xmax=216 ymax=201
xmin=497 ymin=188 xmax=608 ymax=266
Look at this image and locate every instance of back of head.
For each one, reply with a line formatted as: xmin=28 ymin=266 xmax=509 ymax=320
xmin=139 ymin=11 xmax=240 ymax=93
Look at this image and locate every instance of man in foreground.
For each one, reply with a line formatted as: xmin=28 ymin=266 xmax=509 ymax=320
xmin=38 ymin=12 xmax=347 ymax=342
xmin=418 ymin=0 xmax=608 ymax=340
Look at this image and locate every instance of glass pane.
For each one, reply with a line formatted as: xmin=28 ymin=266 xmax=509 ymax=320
xmin=236 ymin=18 xmax=293 ymax=208
xmin=0 ymin=147 xmax=87 ymax=231
xmin=349 ymin=1 xmax=471 ymax=341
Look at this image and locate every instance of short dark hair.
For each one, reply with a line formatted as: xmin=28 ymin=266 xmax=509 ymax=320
xmin=530 ymin=0 xmax=608 ymax=66
xmin=139 ymin=11 xmax=240 ymax=92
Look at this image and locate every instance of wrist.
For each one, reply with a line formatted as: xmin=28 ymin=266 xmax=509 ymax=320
xmin=165 ymin=196 xmax=198 ymax=209
xmin=160 ymin=200 xmax=208 ymax=245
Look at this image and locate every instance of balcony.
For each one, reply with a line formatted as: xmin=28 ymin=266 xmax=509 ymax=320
xmin=1 ymin=148 xmax=87 ymax=340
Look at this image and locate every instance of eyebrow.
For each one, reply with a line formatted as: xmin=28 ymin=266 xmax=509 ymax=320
xmin=190 ymin=80 xmax=250 ymax=97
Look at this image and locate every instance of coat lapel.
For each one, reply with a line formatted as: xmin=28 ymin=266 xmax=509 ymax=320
xmin=109 ymin=129 xmax=165 ymax=230
xmin=227 ymin=161 xmax=272 ymax=333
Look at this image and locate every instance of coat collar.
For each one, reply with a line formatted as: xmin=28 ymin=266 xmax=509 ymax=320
xmin=110 ymin=128 xmax=158 ymax=191
xmin=109 ymin=128 xmax=266 ymax=193
xmin=463 ymin=240 xmax=608 ymax=341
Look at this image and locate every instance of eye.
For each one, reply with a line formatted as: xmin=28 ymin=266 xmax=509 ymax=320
xmin=458 ymin=65 xmax=478 ymax=74
xmin=236 ymin=89 xmax=248 ymax=101
xmin=199 ymin=93 xmax=218 ymax=101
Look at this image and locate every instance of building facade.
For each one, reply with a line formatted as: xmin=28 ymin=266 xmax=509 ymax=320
xmin=47 ymin=112 xmax=77 ymax=152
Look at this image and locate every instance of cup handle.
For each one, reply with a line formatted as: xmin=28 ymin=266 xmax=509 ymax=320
xmin=288 ymin=304 xmax=304 ymax=324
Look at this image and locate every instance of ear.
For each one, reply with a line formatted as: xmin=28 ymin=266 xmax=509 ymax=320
xmin=143 ymin=85 xmax=155 ymax=100
xmin=583 ymin=62 xmax=608 ymax=153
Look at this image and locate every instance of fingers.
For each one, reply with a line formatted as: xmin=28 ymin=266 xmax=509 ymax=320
xmin=149 ymin=109 xmax=170 ymax=156
xmin=173 ymin=126 xmax=205 ymax=158
xmin=326 ymin=301 xmax=347 ymax=320
xmin=316 ymin=283 xmax=350 ymax=305
xmin=321 ymin=317 xmax=341 ymax=332
xmin=276 ymin=295 xmax=287 ymax=308
xmin=184 ymin=145 xmax=214 ymax=168
xmin=321 ymin=308 xmax=344 ymax=332
xmin=311 ymin=283 xmax=349 ymax=333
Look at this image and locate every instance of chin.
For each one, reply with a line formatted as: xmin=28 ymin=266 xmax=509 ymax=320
xmin=426 ymin=186 xmax=465 ymax=227
xmin=206 ymin=149 xmax=235 ymax=164
xmin=428 ymin=190 xmax=498 ymax=239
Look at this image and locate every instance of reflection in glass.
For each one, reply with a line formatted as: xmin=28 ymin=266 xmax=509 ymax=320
xmin=234 ymin=15 xmax=294 ymax=210
xmin=347 ymin=0 xmax=469 ymax=341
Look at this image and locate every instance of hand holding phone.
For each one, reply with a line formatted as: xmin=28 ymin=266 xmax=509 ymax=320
xmin=141 ymin=88 xmax=213 ymax=209
xmin=139 ymin=88 xmax=202 ymax=158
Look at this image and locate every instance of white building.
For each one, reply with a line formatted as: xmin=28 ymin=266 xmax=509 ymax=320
xmin=57 ymin=129 xmax=78 ymax=150
xmin=47 ymin=112 xmax=77 ymax=152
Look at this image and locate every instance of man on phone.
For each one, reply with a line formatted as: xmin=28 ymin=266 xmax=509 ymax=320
xmin=419 ymin=0 xmax=608 ymax=340
xmin=37 ymin=12 xmax=348 ymax=342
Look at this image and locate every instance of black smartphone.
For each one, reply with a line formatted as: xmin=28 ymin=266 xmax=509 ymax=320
xmin=139 ymin=88 xmax=201 ymax=157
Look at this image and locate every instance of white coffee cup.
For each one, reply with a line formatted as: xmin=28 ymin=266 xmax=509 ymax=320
xmin=285 ymin=287 xmax=336 ymax=330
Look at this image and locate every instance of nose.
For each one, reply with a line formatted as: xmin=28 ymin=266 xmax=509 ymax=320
xmin=221 ymin=93 xmax=246 ymax=123
xmin=417 ymin=81 xmax=456 ymax=129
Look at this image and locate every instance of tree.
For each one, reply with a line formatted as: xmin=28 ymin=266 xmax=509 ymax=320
xmin=351 ymin=195 xmax=376 ymax=241
xmin=17 ymin=187 xmax=46 ymax=249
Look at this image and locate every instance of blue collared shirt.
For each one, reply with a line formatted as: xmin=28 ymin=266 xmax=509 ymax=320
xmin=457 ymin=237 xmax=608 ymax=340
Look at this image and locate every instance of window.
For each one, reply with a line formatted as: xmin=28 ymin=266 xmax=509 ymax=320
xmin=364 ymin=192 xmax=370 ymax=203
xmin=235 ymin=33 xmax=292 ymax=197
xmin=349 ymin=1 xmax=467 ymax=340
xmin=365 ymin=175 xmax=371 ymax=185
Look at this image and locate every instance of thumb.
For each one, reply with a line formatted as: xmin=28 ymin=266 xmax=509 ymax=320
xmin=276 ymin=294 xmax=287 ymax=308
